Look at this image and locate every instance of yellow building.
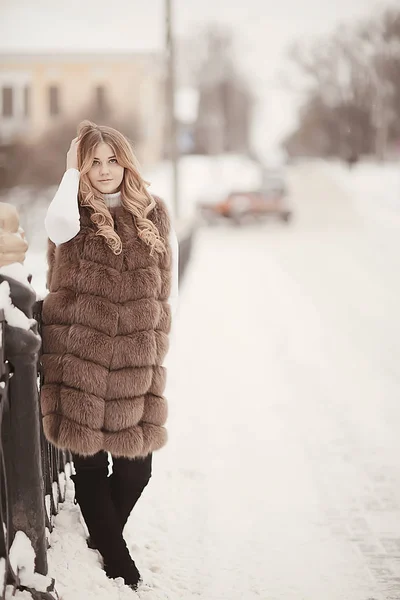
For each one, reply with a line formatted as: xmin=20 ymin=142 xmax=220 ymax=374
xmin=0 ymin=52 xmax=166 ymax=167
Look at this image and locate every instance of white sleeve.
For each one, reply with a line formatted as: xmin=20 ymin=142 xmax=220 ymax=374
xmin=45 ymin=169 xmax=81 ymax=245
xmin=168 ymin=228 xmax=179 ymax=319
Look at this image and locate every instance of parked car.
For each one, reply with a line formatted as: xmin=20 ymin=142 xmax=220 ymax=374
xmin=198 ymin=174 xmax=292 ymax=226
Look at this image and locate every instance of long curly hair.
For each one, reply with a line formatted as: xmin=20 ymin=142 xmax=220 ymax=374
xmin=77 ymin=120 xmax=166 ymax=256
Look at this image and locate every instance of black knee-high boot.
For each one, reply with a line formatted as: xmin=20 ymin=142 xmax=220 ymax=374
xmin=71 ymin=469 xmax=141 ymax=589
xmin=109 ymin=453 xmax=152 ymax=530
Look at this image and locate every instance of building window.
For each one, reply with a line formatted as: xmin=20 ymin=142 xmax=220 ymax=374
xmin=49 ymin=85 xmax=60 ymax=116
xmin=2 ymin=87 xmax=13 ymax=118
xmin=24 ymin=86 xmax=30 ymax=117
xmin=95 ymin=85 xmax=106 ymax=113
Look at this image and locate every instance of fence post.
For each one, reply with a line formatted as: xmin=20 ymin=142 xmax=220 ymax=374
xmin=177 ymin=220 xmax=197 ymax=282
xmin=0 ymin=275 xmax=47 ymax=576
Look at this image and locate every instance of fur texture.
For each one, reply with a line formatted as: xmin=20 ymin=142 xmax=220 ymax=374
xmin=40 ymin=198 xmax=172 ymax=458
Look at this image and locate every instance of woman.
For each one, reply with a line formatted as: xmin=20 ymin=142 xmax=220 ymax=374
xmin=41 ymin=120 xmax=178 ymax=590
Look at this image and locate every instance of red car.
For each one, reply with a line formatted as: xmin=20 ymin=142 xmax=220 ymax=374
xmin=199 ymin=177 xmax=292 ymax=225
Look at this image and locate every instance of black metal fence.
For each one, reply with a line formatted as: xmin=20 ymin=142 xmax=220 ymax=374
xmin=34 ymin=300 xmax=72 ymax=551
xmin=178 ymin=222 xmax=196 ymax=282
xmin=0 ymin=277 xmax=60 ymax=599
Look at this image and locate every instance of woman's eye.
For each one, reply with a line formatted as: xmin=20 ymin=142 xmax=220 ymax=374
xmin=110 ymin=159 xmax=117 ymax=164
xmin=93 ymin=161 xmax=99 ymax=166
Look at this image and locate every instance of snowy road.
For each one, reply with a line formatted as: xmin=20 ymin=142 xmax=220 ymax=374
xmin=48 ymin=163 xmax=400 ymax=600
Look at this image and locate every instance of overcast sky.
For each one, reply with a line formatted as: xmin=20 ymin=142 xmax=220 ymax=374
xmin=0 ymin=0 xmax=392 ymax=157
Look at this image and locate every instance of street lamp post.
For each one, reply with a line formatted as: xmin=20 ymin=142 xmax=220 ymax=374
xmin=165 ymin=0 xmax=180 ymax=220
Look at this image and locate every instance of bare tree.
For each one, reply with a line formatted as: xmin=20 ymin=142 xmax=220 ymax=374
xmin=283 ymin=6 xmax=400 ymax=160
xmin=179 ymin=25 xmax=254 ymax=155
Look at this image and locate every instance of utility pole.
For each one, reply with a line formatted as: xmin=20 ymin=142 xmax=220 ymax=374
xmin=165 ymin=0 xmax=180 ymax=220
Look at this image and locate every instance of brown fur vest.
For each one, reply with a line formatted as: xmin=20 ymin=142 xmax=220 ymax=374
xmin=40 ymin=198 xmax=172 ymax=458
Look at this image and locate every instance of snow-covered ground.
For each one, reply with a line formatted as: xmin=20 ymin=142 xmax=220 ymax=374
xmin=11 ymin=158 xmax=400 ymax=599
xmin=318 ymin=158 xmax=400 ymax=230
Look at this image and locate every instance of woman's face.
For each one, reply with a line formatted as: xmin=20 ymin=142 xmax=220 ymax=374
xmin=87 ymin=142 xmax=124 ymax=194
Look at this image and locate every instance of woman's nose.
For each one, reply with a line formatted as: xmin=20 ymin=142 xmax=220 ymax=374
xmin=100 ymin=163 xmax=110 ymax=175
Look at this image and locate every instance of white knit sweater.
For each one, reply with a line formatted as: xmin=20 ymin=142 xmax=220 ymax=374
xmin=44 ymin=169 xmax=179 ymax=317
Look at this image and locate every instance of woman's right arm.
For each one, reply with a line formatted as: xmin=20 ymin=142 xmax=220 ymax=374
xmin=44 ymin=137 xmax=81 ymax=245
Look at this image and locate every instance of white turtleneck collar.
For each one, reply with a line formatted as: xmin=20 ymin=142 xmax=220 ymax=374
xmin=104 ymin=191 xmax=122 ymax=208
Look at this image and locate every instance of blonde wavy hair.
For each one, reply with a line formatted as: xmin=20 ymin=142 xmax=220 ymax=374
xmin=77 ymin=120 xmax=166 ymax=256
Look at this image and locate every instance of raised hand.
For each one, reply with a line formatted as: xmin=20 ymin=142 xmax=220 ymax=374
xmin=66 ymin=137 xmax=79 ymax=171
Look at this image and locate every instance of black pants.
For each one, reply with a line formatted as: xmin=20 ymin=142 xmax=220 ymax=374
xmin=72 ymin=451 xmax=152 ymax=530
xmin=71 ymin=451 xmax=152 ymax=584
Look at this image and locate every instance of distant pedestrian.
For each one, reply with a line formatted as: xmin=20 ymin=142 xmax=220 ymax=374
xmin=346 ymin=151 xmax=359 ymax=169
